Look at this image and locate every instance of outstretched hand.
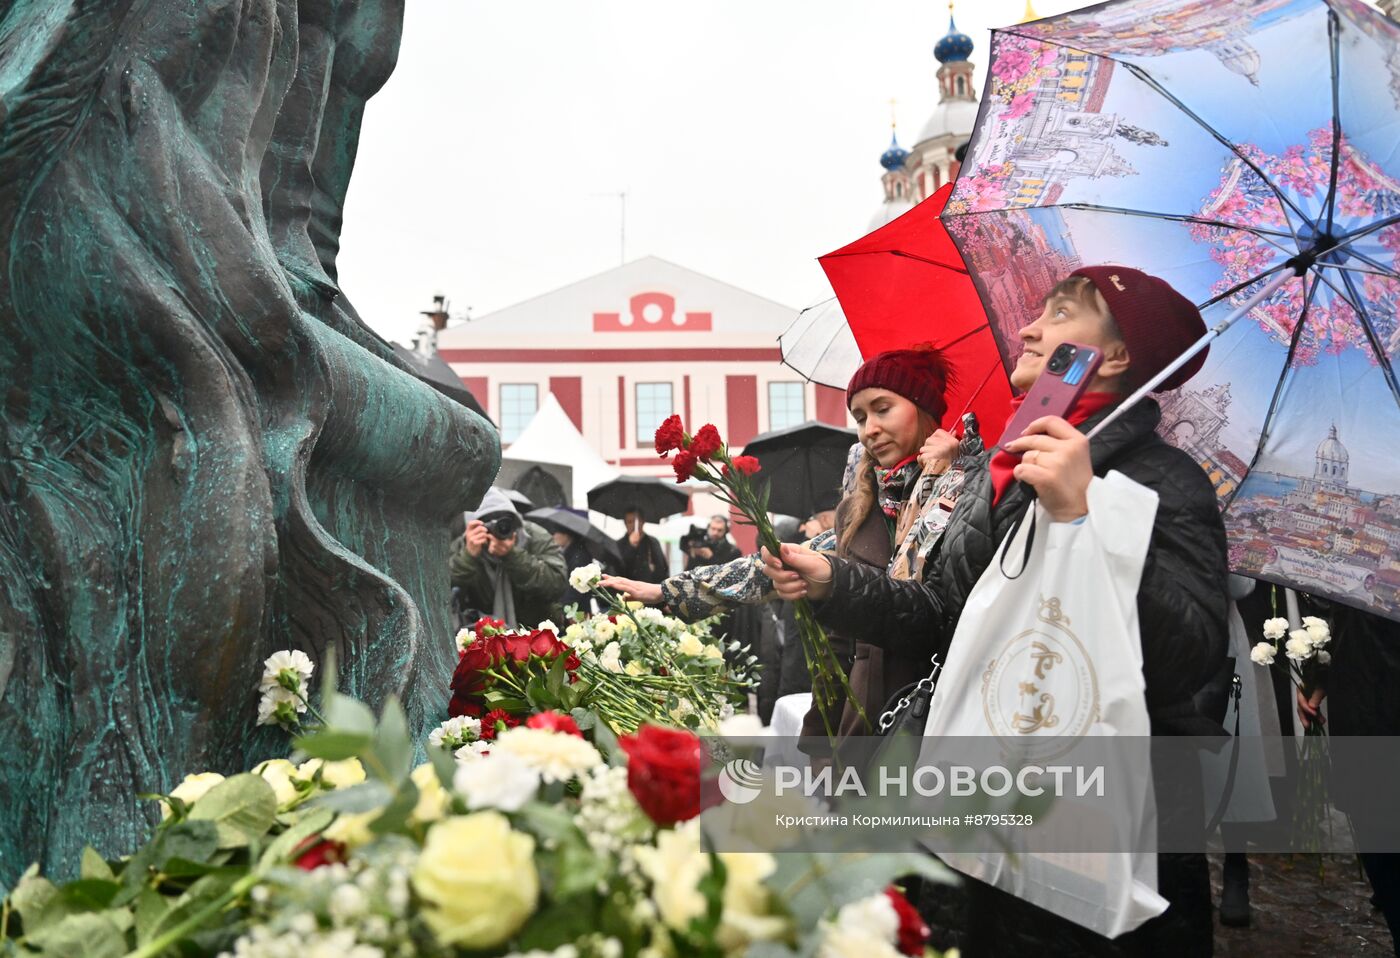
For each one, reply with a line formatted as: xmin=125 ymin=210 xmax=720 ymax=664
xmin=598 ymin=575 xmax=661 ymax=605
xmin=759 ymin=544 xmax=833 ymax=602
xmin=1003 ymin=415 xmax=1093 ymax=522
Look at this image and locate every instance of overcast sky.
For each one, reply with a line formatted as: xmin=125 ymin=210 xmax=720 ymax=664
xmin=337 ymin=0 xmax=1086 ymax=346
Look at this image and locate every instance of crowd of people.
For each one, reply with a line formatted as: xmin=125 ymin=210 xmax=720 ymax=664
xmin=450 ymin=265 xmax=1399 ymax=957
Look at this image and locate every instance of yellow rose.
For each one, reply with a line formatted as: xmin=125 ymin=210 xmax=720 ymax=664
xmin=701 ymin=644 xmax=724 ymax=661
xmin=676 ymin=633 xmax=705 ymax=657
xmin=410 ymin=763 xmax=450 ymax=824
xmin=296 ymin=758 xmax=366 ymax=789
xmin=323 ymin=810 xmax=379 ymax=849
xmin=164 ymin=772 xmax=225 ymax=819
xmin=625 ymin=661 xmax=647 ymax=677
xmin=631 ymin=820 xmax=709 ymax=931
xmin=413 ymin=813 xmax=539 ymax=948
xmin=253 ymin=759 xmax=299 ymax=807
xmin=717 ymin=852 xmax=787 ymax=949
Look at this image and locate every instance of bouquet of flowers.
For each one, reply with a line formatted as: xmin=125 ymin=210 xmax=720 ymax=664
xmin=1 ymin=651 xmax=953 ymax=958
xmin=1250 ymin=610 xmax=1333 ymax=853
xmin=448 ymin=590 xmax=757 ymax=736
xmin=653 ymin=415 xmax=864 ymax=740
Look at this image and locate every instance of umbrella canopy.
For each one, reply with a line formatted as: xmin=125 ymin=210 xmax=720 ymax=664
xmin=780 ymin=183 xmax=1014 ymax=436
xmin=778 ymin=297 xmax=863 ymax=390
xmin=587 ymin=475 xmax=691 ymax=524
xmin=948 ymin=0 xmax=1400 ymax=620
xmin=503 ymin=488 xmax=536 ymax=513
xmin=742 ymin=421 xmax=857 ymax=519
xmin=525 ymin=507 xmax=622 ymax=566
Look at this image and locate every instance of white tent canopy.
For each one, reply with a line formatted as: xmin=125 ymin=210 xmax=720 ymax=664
xmin=503 ymin=394 xmax=619 ymax=509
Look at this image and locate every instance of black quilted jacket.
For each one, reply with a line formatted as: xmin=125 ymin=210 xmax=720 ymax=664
xmin=814 ymin=398 xmax=1230 ymax=720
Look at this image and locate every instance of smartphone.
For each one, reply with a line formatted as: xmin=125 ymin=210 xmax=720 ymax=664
xmin=995 ymin=342 xmax=1103 ymax=450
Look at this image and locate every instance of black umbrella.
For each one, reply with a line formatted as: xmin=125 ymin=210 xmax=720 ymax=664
xmin=587 ymin=475 xmax=690 ymax=524
xmin=525 ymin=507 xmax=622 ymax=566
xmin=742 ymin=421 xmax=857 ymax=519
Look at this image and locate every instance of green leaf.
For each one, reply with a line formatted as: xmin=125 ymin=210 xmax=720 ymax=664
xmin=260 ymin=806 xmax=336 ymax=868
xmin=568 ymin=708 xmax=596 ymax=731
xmin=369 ymin=778 xmax=419 ymax=836
xmin=133 ymin=889 xmax=173 ymax=946
xmin=546 ymin=655 xmax=567 ymax=698
xmin=525 ymin=674 xmax=551 ymax=710
xmin=145 ymin=872 xmax=238 ymax=948
xmin=79 ymin=847 xmax=114 ymax=882
xmin=188 ymin=773 xmax=278 ymax=848
xmin=767 ymin=851 xmax=955 ymax=929
xmin=514 ymin=896 xmax=599 ymax=951
xmin=49 ymin=879 xmax=120 ymax=913
xmin=23 ymin=911 xmax=128 ymax=958
xmin=369 ymin=695 xmax=413 ymax=784
xmin=482 ymin=691 xmax=529 ymax=711
xmin=551 ymin=839 xmax=610 ymax=900
xmin=514 ymin=802 xmax=579 ymax=844
xmin=588 ymin=714 xmax=623 ymax=766
xmin=325 ymin=691 xmax=376 ymax=737
xmin=310 ymin=780 xmax=393 ymax=814
xmin=293 ymin=730 xmax=374 ymax=761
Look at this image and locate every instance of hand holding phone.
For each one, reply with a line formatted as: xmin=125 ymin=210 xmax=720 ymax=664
xmin=995 ymin=342 xmax=1103 ymax=452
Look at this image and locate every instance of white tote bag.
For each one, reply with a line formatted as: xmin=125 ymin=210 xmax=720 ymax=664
xmin=921 ymin=471 xmax=1166 ymax=939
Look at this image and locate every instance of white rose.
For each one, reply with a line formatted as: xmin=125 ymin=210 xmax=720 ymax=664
xmin=569 ymin=563 xmax=603 ymax=594
xmin=676 ymin=632 xmax=705 ymax=657
xmin=454 ymin=751 xmax=541 ymax=812
xmin=164 ymin=772 xmax=226 ymax=818
xmin=536 ymin=620 xmax=559 ymax=634
xmin=1316 ymin=649 xmax=1332 ymax=665
xmin=410 ymin=762 xmax=451 ymax=824
xmin=1249 ymin=642 xmax=1277 ymax=666
xmin=253 ymin=759 xmax=300 ymax=806
xmin=297 ymin=758 xmax=367 ymax=789
xmin=599 ymin=642 xmax=623 ymax=673
xmin=630 ymin=821 xmax=710 ymax=931
xmin=833 ymin=891 xmax=900 ymax=941
xmin=1262 ymin=617 xmax=1290 ymax=641
xmin=818 ymin=923 xmax=904 ymax=958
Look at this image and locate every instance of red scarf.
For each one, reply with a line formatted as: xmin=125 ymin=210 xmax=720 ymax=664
xmin=989 ymin=392 xmax=1120 ymax=505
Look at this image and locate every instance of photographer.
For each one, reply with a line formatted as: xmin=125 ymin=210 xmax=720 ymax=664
xmin=449 ymin=487 xmax=566 ymax=629
xmin=681 ymin=517 xmax=741 ymax=571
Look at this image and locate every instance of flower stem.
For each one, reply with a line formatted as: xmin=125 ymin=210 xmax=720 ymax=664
xmin=124 ymin=871 xmax=260 ymax=958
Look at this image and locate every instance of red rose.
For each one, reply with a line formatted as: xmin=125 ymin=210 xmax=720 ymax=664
xmin=451 ymin=640 xmax=497 ymax=697
xmin=885 ymin=887 xmax=930 ymax=956
xmin=689 ymin=424 xmax=723 ymax=460
xmin=654 ymin=414 xmax=686 ymax=456
xmin=292 ymin=836 xmax=347 ymax=870
xmin=472 ymin=615 xmax=507 ymax=636
xmin=723 ymin=455 xmax=761 ymax=477
xmin=672 ymin=449 xmax=699 ymax=482
xmin=529 ymin=630 xmax=562 ymax=658
xmin=618 ymin=725 xmax=703 ymax=826
xmin=479 ymin=708 xmax=520 ymax=741
xmin=526 ymin=711 xmax=583 ymax=737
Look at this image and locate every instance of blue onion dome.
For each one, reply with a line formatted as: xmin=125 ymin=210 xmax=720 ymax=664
xmin=880 ymin=132 xmax=909 ymax=171
xmin=935 ymin=13 xmax=974 ymax=63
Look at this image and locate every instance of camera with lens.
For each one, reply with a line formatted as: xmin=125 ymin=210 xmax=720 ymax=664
xmin=679 ymin=528 xmax=706 ymax=552
xmin=1045 ymin=343 xmax=1077 ymax=375
xmin=481 ymin=513 xmax=522 ymax=538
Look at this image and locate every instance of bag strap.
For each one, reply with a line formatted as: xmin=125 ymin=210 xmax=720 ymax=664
xmin=877 ymin=654 xmax=943 ymax=734
xmin=1204 ymin=673 xmax=1244 ymax=835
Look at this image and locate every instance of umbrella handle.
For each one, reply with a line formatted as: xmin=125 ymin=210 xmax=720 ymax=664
xmin=1086 ymin=269 xmax=1295 ymax=440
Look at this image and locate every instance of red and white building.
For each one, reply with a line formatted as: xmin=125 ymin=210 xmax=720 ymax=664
xmin=437 ymin=256 xmax=850 ymax=547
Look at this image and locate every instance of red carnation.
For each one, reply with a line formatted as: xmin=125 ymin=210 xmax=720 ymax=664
xmin=292 ymin=836 xmax=347 ymax=870
xmin=654 ymin=414 xmax=686 ymax=456
xmin=618 ymin=724 xmax=703 ymax=826
xmin=723 ymin=455 xmax=761 ymax=477
xmin=479 ymin=708 xmax=520 ymax=741
xmin=526 ymin=711 xmax=584 ymax=737
xmin=672 ymin=449 xmax=700 ymax=482
xmin=689 ymin=424 xmax=723 ymax=461
xmin=885 ymin=887 xmax=930 ymax=956
xmin=472 ymin=615 xmax=507 ymax=636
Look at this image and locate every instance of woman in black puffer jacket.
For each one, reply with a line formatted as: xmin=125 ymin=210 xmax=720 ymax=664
xmin=765 ymin=266 xmax=1231 ymax=957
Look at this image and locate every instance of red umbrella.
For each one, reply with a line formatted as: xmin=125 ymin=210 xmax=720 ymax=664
xmin=817 ymin=183 xmax=1013 ymax=435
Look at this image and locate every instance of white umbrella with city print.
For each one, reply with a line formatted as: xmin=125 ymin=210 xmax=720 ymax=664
xmin=945 ymin=0 xmax=1400 ymax=620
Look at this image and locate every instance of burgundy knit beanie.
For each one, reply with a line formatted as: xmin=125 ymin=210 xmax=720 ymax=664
xmin=1070 ymin=266 xmax=1208 ymax=392
xmin=845 ymin=347 xmax=949 ymax=420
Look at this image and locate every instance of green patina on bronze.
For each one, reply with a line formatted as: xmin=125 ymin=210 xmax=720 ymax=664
xmin=0 ymin=0 xmax=498 ymax=882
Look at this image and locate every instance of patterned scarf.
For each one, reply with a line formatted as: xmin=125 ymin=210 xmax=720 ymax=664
xmin=875 ymin=453 xmax=921 ymax=519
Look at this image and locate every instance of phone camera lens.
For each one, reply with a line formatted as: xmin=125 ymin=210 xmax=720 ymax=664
xmin=1046 ymin=344 xmax=1076 ymax=374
